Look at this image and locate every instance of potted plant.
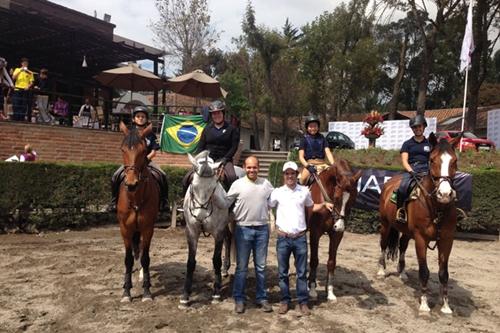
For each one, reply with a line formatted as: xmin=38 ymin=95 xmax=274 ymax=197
xmin=361 ymin=110 xmax=384 ymax=147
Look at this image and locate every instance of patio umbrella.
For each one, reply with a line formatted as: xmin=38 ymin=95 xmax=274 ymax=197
xmin=167 ymin=69 xmax=226 ymax=98
xmin=94 ymin=63 xmax=164 ymax=91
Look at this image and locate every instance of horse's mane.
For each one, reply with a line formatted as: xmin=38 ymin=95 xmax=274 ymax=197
xmin=122 ymin=127 xmax=144 ymax=149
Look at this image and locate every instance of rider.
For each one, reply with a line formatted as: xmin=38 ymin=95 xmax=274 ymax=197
xmin=109 ymin=106 xmax=169 ymax=212
xmin=182 ymin=100 xmax=240 ymax=193
xmin=396 ymin=114 xmax=431 ymax=223
xmin=298 ymin=115 xmax=335 ymax=184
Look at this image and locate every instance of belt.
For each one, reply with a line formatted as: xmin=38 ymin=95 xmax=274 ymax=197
xmin=277 ymin=229 xmax=306 ymax=239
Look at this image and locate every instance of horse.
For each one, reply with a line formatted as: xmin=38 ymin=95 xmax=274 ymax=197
xmin=180 ymin=150 xmax=231 ymax=306
xmin=117 ymin=121 xmax=159 ymax=302
xmin=307 ymin=159 xmax=362 ymax=302
xmin=378 ymin=134 xmax=460 ymax=314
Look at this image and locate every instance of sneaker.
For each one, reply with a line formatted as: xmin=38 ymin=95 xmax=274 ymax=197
xmin=258 ymin=301 xmax=273 ymax=313
xmin=299 ymin=303 xmax=311 ymax=316
xmin=278 ymin=302 xmax=289 ymax=315
xmin=234 ymin=302 xmax=245 ymax=314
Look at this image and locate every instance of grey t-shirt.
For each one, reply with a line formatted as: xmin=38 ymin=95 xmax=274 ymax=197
xmin=227 ymin=176 xmax=274 ymax=226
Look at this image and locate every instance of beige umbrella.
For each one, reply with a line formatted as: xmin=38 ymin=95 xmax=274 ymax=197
xmin=94 ymin=63 xmax=163 ymax=91
xmin=167 ymin=69 xmax=226 ymax=98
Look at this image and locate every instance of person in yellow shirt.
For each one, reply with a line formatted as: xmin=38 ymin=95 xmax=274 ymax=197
xmin=11 ymin=57 xmax=34 ymax=121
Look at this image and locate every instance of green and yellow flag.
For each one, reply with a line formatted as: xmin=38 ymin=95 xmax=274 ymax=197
xmin=160 ymin=114 xmax=206 ymax=153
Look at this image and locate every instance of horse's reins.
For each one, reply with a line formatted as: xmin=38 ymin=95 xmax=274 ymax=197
xmin=312 ymin=171 xmax=348 ymax=221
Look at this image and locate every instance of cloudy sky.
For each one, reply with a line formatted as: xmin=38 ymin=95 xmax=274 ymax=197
xmin=50 ymin=0 xmax=344 ymax=51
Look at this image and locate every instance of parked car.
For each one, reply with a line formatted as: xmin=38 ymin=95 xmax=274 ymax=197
xmin=325 ymin=131 xmax=355 ymax=149
xmin=436 ymin=131 xmax=496 ymax=152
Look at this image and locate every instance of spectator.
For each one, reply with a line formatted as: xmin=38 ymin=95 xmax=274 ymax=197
xmin=0 ymin=57 xmax=14 ymax=120
xmin=33 ymin=68 xmax=53 ymax=123
xmin=11 ymin=57 xmax=34 ymax=121
xmin=75 ymin=97 xmax=97 ymax=128
xmin=20 ymin=144 xmax=37 ymax=162
xmin=52 ymin=96 xmax=69 ymax=125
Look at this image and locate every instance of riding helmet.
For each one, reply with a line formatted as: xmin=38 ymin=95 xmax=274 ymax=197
xmin=409 ymin=114 xmax=427 ymax=128
xmin=208 ymin=100 xmax=225 ymax=113
xmin=132 ymin=105 xmax=149 ymax=119
xmin=305 ymin=115 xmax=320 ymax=129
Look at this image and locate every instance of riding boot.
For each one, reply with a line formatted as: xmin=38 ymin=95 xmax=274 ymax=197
xmin=395 ymin=192 xmax=407 ymax=223
xmin=108 ymin=179 xmax=119 ymax=212
xmin=159 ymin=174 xmax=170 ymax=213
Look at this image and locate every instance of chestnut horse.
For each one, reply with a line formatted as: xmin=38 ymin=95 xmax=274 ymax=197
xmin=117 ymin=122 xmax=159 ymax=302
xmin=378 ymin=134 xmax=460 ymax=314
xmin=307 ymin=159 xmax=362 ymax=302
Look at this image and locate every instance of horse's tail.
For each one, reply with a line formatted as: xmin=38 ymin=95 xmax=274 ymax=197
xmin=386 ymin=227 xmax=400 ymax=261
xmin=132 ymin=231 xmax=141 ymax=260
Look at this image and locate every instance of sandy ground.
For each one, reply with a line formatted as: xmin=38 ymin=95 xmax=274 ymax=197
xmin=0 ymin=225 xmax=499 ymax=333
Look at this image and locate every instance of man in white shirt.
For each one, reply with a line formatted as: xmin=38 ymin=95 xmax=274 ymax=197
xmin=268 ymin=161 xmax=333 ymax=316
xmin=227 ymin=156 xmax=274 ymax=314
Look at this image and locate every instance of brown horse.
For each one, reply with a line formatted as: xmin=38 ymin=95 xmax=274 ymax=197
xmin=117 ymin=122 xmax=159 ymax=302
xmin=378 ymin=134 xmax=460 ymax=314
xmin=307 ymin=159 xmax=362 ymax=302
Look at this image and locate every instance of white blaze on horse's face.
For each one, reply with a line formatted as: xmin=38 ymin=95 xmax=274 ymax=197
xmin=334 ymin=192 xmax=350 ymax=232
xmin=436 ymin=152 xmax=454 ymax=204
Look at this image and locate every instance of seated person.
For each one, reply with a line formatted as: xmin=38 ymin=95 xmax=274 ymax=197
xmin=52 ymin=96 xmax=69 ymax=125
xmin=20 ymin=144 xmax=37 ymax=162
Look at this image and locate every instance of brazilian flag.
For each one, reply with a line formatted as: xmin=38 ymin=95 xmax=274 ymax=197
xmin=160 ymin=114 xmax=206 ymax=153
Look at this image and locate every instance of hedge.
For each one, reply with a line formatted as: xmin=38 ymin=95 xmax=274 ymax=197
xmin=268 ymin=159 xmax=500 ymax=234
xmin=0 ymin=162 xmax=188 ymax=231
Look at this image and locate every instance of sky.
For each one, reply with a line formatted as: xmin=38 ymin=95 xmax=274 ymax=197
xmin=50 ymin=0 xmax=343 ymax=52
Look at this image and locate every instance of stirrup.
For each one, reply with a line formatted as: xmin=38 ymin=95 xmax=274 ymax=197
xmin=396 ymin=208 xmax=407 ymax=223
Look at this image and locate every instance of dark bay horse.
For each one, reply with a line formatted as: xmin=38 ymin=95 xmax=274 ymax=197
xmin=117 ymin=122 xmax=159 ymax=302
xmin=308 ymin=159 xmax=362 ymax=302
xmin=180 ymin=151 xmax=230 ymax=306
xmin=378 ymin=134 xmax=460 ymax=314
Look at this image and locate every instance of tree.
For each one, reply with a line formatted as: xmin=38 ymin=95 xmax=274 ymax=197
xmin=151 ymin=0 xmax=219 ymax=73
xmin=242 ymin=1 xmax=284 ymax=150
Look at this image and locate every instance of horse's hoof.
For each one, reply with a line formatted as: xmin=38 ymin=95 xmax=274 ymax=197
xmin=418 ymin=303 xmax=431 ymax=313
xmin=179 ymin=297 xmax=190 ymax=305
xmin=440 ymin=305 xmax=452 ymax=314
xmin=327 ymin=294 xmax=337 ymax=303
xmin=376 ymin=269 xmax=386 ymax=278
xmin=142 ymin=295 xmax=153 ymax=302
xmin=212 ymin=295 xmax=221 ymax=304
xmin=222 ymin=270 xmax=229 ymax=278
xmin=120 ymin=296 xmax=131 ymax=303
xmin=309 ymin=289 xmax=318 ymax=300
xmin=399 ymin=272 xmax=408 ymax=281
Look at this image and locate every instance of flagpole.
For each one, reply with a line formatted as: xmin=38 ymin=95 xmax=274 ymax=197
xmin=460 ymin=67 xmax=468 ymax=152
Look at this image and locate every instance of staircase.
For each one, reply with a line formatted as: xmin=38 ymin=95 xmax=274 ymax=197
xmin=238 ymin=150 xmax=289 ymax=178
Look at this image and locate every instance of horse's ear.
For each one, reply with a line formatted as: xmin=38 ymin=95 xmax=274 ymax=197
xmin=449 ymin=132 xmax=463 ymax=149
xmin=428 ymin=132 xmax=437 ymax=147
xmin=140 ymin=123 xmax=153 ymax=138
xmin=119 ymin=121 xmax=128 ymax=134
xmin=187 ymin=153 xmax=197 ymax=167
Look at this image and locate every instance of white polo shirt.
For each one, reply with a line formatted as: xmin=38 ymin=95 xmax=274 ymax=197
xmin=268 ymin=184 xmax=314 ymax=234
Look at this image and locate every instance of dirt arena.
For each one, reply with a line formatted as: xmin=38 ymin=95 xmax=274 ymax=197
xmin=0 ymin=225 xmax=498 ymax=333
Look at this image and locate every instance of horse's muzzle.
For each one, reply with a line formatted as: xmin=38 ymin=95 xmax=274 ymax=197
xmin=436 ymin=180 xmax=456 ymax=204
xmin=125 ymin=182 xmax=138 ymax=192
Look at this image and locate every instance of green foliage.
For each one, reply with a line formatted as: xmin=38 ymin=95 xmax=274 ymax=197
xmin=0 ymin=162 xmax=188 ymax=231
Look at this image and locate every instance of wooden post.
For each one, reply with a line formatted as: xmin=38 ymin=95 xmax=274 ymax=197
xmin=170 ymin=201 xmax=177 ymax=229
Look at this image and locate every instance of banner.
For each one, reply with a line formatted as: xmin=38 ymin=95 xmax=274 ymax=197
xmin=160 ymin=114 xmax=206 ymax=154
xmin=460 ymin=1 xmax=474 ymax=72
xmin=353 ymin=169 xmax=472 ymax=211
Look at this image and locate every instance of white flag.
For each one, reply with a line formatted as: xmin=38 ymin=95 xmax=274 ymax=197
xmin=460 ymin=1 xmax=474 ymax=72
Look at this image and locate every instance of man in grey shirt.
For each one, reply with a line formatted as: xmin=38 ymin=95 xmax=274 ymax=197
xmin=227 ymin=156 xmax=274 ymax=314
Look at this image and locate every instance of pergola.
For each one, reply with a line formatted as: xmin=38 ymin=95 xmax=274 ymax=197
xmin=0 ymin=0 xmax=165 ymax=126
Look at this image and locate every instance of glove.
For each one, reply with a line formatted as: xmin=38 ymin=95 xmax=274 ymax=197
xmin=409 ymin=170 xmax=416 ymax=178
xmin=219 ymin=157 xmax=229 ymax=166
xmin=307 ymin=165 xmax=317 ymax=174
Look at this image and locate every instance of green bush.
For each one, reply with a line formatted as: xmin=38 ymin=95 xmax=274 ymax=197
xmin=0 ymin=162 xmax=188 ymax=231
xmin=268 ymin=159 xmax=500 ymax=235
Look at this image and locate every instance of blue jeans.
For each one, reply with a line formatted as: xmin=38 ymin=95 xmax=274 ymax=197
xmin=276 ymin=234 xmax=308 ymax=305
xmin=233 ymin=224 xmax=270 ymax=304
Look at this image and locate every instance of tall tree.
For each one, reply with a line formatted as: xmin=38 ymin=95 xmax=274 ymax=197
xmin=242 ymin=1 xmax=284 ymax=150
xmin=467 ymin=0 xmax=500 ymax=131
xmin=151 ymin=0 xmax=219 ymax=73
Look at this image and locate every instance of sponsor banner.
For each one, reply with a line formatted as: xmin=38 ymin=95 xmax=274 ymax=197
xmin=353 ymin=169 xmax=472 ymax=211
xmin=487 ymin=109 xmax=500 ymax=149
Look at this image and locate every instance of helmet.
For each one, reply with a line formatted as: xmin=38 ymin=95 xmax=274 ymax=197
xmin=305 ymin=115 xmax=320 ymax=129
xmin=132 ymin=106 xmax=149 ymax=119
xmin=208 ymin=100 xmax=225 ymax=113
xmin=409 ymin=114 xmax=427 ymax=128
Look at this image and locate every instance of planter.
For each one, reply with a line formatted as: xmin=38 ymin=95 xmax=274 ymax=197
xmin=364 ymin=134 xmax=381 ymax=140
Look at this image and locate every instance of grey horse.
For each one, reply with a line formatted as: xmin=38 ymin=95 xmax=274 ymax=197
xmin=180 ymin=150 xmax=231 ymax=306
